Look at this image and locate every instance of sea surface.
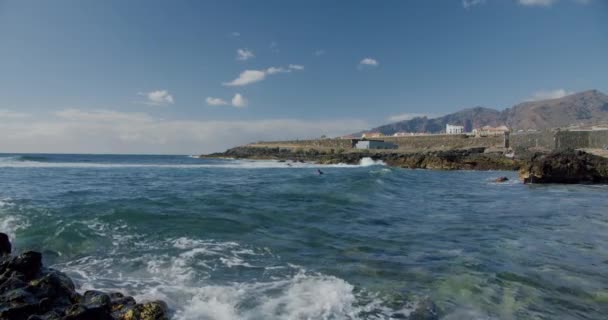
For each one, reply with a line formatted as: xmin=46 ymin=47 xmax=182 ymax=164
xmin=1 ymin=153 xmax=607 ymax=320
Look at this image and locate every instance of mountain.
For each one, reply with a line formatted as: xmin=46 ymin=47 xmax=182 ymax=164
xmin=503 ymin=90 xmax=608 ymax=130
xmin=361 ymin=90 xmax=608 ymax=135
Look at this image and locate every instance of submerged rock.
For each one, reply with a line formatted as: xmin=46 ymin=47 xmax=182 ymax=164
xmin=0 ymin=233 xmax=169 ymax=320
xmin=519 ymin=149 xmax=608 ymax=184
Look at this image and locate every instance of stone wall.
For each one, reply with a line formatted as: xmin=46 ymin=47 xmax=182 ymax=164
xmin=510 ymin=131 xmax=556 ymax=150
xmin=556 ymin=130 xmax=608 ymax=150
xmin=251 ymin=130 xmax=608 ymax=152
xmin=254 ymin=134 xmax=504 ymax=151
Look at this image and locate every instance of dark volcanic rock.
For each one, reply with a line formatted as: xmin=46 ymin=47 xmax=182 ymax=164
xmin=203 ymin=146 xmax=521 ymax=171
xmin=0 ymin=233 xmax=169 ymax=320
xmin=519 ymin=149 xmax=608 ymax=184
xmin=0 ymin=234 xmax=10 ymax=256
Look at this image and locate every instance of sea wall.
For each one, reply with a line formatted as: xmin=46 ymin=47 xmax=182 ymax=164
xmin=253 ymin=134 xmax=504 ymax=151
xmin=555 ymin=130 xmax=608 ymax=150
xmin=249 ymin=130 xmax=608 ymax=153
xmin=510 ymin=131 xmax=556 ymax=150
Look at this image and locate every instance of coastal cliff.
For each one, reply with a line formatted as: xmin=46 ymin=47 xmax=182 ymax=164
xmin=0 ymin=233 xmax=168 ymax=320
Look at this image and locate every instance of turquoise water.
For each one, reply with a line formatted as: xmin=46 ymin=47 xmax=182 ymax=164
xmin=1 ymin=154 xmax=607 ymax=320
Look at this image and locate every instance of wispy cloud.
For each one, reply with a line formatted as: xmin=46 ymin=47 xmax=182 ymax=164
xmin=236 ymin=48 xmax=254 ymax=61
xmin=269 ymin=41 xmax=279 ymax=51
xmin=518 ymin=0 xmax=557 ymax=6
xmin=527 ymin=89 xmax=573 ymax=101
xmin=0 ymin=109 xmax=369 ymax=154
xmin=462 ymin=0 xmax=486 ymax=9
xmin=465 ymin=0 xmax=589 ymax=8
xmin=231 ymin=93 xmax=248 ymax=108
xmin=223 ymin=70 xmax=267 ymax=86
xmin=205 ymin=97 xmax=229 ymax=106
xmin=387 ymin=113 xmax=440 ymax=122
xmin=137 ymin=90 xmax=174 ymax=106
xmin=231 ymin=31 xmax=240 ymax=37
xmin=206 ymin=94 xmax=248 ymax=108
xmin=358 ymin=58 xmax=379 ymax=69
xmin=223 ymin=65 xmax=304 ymax=86
xmin=0 ymin=109 xmax=31 ymax=119
xmin=314 ymin=49 xmax=325 ymax=57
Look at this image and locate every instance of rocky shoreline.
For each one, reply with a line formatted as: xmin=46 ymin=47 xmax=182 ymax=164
xmin=519 ymin=149 xmax=608 ymax=184
xmin=203 ymin=146 xmax=522 ymax=171
xmin=203 ymin=146 xmax=608 ymax=184
xmin=0 ymin=233 xmax=168 ymax=320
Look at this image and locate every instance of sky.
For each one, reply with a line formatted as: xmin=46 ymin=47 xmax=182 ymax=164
xmin=0 ymin=0 xmax=607 ymax=154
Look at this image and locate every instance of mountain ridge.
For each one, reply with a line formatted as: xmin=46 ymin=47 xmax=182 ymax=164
xmin=362 ymin=90 xmax=608 ymax=136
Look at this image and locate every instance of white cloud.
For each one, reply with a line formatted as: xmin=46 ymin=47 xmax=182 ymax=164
xmin=462 ymin=0 xmax=486 ymax=8
xmin=266 ymin=67 xmax=289 ymax=75
xmin=518 ymin=0 xmax=557 ymax=6
xmin=223 ymin=65 xmax=304 ymax=86
xmin=0 ymin=109 xmax=368 ymax=154
xmin=527 ymin=89 xmax=573 ymax=101
xmin=0 ymin=109 xmax=30 ymax=119
xmin=314 ymin=49 xmax=325 ymax=56
xmin=387 ymin=113 xmax=440 ymax=122
xmin=359 ymin=58 xmax=379 ymax=68
xmin=231 ymin=93 xmax=248 ymax=108
xmin=137 ymin=90 xmax=174 ymax=106
xmin=236 ymin=48 xmax=254 ymax=61
xmin=206 ymin=97 xmax=229 ymax=106
xmin=55 ymin=108 xmax=154 ymax=122
xmin=223 ymin=70 xmax=267 ymax=86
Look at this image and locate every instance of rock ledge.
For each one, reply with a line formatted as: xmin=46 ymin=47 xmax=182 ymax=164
xmin=0 ymin=233 xmax=168 ymax=320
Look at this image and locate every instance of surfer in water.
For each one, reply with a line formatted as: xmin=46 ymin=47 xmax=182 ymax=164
xmin=317 ymin=169 xmax=324 ymax=175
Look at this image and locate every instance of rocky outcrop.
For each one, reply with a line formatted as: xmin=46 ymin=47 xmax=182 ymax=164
xmin=0 ymin=233 xmax=168 ymax=320
xmin=519 ymin=149 xmax=608 ymax=184
xmin=203 ymin=146 xmax=521 ymax=171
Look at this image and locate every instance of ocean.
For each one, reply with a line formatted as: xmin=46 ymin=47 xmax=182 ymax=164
xmin=1 ymin=153 xmax=607 ymax=320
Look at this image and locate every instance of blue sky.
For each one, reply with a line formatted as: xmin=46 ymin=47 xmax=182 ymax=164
xmin=0 ymin=0 xmax=607 ymax=153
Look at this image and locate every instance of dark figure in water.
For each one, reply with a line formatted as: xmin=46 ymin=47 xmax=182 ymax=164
xmin=317 ymin=169 xmax=324 ymax=175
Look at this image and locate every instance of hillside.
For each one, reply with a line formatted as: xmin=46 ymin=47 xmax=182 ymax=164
xmin=362 ymin=90 xmax=608 ymax=135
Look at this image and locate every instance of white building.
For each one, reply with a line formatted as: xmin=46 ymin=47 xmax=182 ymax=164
xmin=355 ymin=140 xmax=398 ymax=150
xmin=446 ymin=124 xmax=464 ymax=134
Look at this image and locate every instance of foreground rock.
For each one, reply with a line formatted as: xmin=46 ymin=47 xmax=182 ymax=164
xmin=0 ymin=233 xmax=168 ymax=320
xmin=203 ymin=146 xmax=521 ymax=171
xmin=519 ymin=149 xmax=608 ymax=184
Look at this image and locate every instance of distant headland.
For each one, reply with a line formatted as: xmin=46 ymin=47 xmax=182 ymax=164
xmin=202 ymin=90 xmax=608 ymax=184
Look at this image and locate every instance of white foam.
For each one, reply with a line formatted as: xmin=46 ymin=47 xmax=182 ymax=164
xmin=358 ymin=157 xmax=386 ymax=167
xmin=53 ymin=235 xmax=393 ymax=320
xmin=0 ymin=156 xmax=386 ymax=169
xmin=0 ymin=199 xmax=30 ymax=239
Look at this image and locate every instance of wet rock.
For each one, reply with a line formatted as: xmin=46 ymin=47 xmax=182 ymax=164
xmin=519 ymin=149 xmax=608 ymax=184
xmin=63 ymin=303 xmax=113 ymax=320
xmin=0 ymin=236 xmax=169 ymax=320
xmin=118 ymin=301 xmax=168 ymax=320
xmin=0 ymin=233 xmax=11 ymax=256
xmin=83 ymin=290 xmax=112 ymax=308
xmin=2 ymin=251 xmax=42 ymax=280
